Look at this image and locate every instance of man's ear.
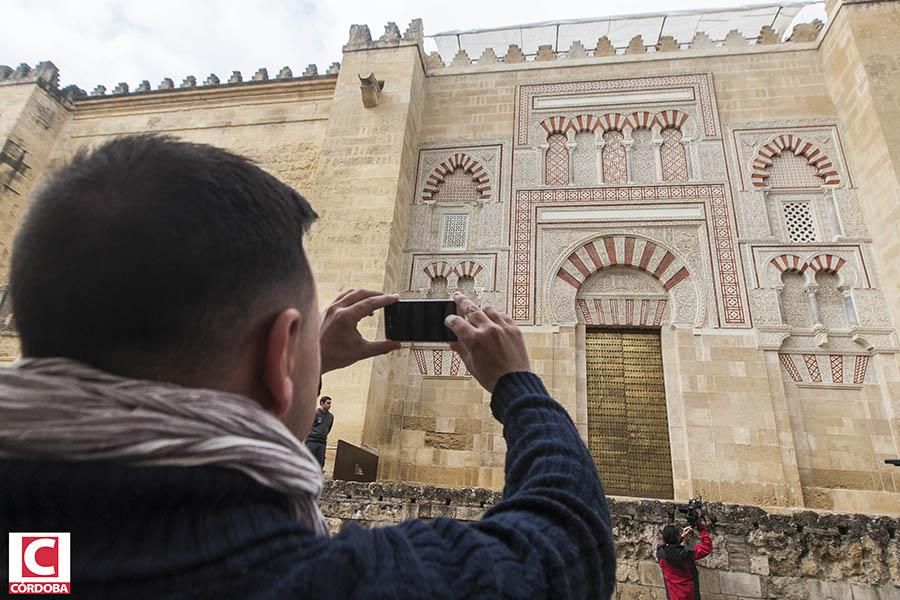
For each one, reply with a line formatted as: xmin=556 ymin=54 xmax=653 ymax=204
xmin=262 ymin=308 xmax=303 ymax=418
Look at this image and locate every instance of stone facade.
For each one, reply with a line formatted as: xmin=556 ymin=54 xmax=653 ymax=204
xmin=322 ymin=481 xmax=900 ymax=599
xmin=1 ymin=0 xmax=900 ymax=517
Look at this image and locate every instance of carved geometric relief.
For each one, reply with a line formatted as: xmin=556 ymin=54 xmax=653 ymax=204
xmin=415 ymin=145 xmax=501 ymax=205
xmin=778 ymin=352 xmax=871 ymax=384
xmin=511 ymin=184 xmax=747 ymax=327
xmin=602 ymin=131 xmax=627 ymax=184
xmin=408 ymin=253 xmax=498 ymax=294
xmin=411 ymin=347 xmax=470 ymax=378
xmin=545 ymin=134 xmax=569 ymax=185
xmin=783 ymin=202 xmax=817 ymax=243
xmin=768 ymin=151 xmax=824 ymax=188
xmin=730 ymin=125 xmax=848 ymax=192
xmin=515 ymin=73 xmax=721 ymax=147
xmin=557 ymin=236 xmax=690 ymax=293
xmin=660 ymin=128 xmax=688 ymax=182
xmin=750 ymin=135 xmax=839 ymax=188
xmin=630 ymin=129 xmax=656 ymax=184
xmin=435 ymin=168 xmax=481 ymax=202
xmin=441 ymin=214 xmax=469 ymax=249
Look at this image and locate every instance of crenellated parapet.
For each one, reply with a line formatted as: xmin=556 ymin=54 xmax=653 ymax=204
xmin=427 ymin=19 xmax=827 ymax=72
xmin=1 ymin=58 xmax=342 ymax=103
xmin=343 ymin=19 xmax=424 ymax=52
xmin=0 ymin=61 xmax=62 ymax=91
xmin=79 ymin=61 xmax=340 ymax=100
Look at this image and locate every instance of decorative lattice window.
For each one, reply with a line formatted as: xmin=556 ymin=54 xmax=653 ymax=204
xmin=434 ymin=168 xmax=480 ymax=203
xmin=768 ymin=151 xmax=823 ymax=188
xmin=783 ymin=202 xmax=817 ymax=243
xmin=441 ymin=214 xmax=468 ymax=250
xmin=602 ymin=130 xmax=627 ymax=184
xmin=660 ymin=128 xmax=688 ymax=182
xmin=545 ymin=134 xmax=569 ymax=185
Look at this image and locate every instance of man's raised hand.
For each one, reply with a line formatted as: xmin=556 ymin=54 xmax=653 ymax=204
xmin=444 ymin=292 xmax=531 ymax=392
xmin=319 ymin=289 xmax=401 ymax=374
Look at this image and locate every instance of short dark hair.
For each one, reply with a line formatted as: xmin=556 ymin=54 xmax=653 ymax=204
xmin=10 ymin=134 xmax=318 ymax=380
xmin=662 ymin=525 xmax=681 ymax=545
xmin=319 ymin=396 xmax=332 ymax=405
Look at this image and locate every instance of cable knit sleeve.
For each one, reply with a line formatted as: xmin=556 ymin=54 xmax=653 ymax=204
xmin=328 ymin=371 xmax=616 ymax=599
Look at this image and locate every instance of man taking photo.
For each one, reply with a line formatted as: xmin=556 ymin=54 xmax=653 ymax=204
xmin=0 ymin=135 xmax=615 ymax=599
xmin=657 ymin=515 xmax=713 ymax=600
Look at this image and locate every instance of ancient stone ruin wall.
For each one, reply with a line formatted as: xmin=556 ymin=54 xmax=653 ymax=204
xmin=321 ymin=481 xmax=900 ymax=600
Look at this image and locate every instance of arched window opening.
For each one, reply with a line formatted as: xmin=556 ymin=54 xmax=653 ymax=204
xmin=602 ymin=130 xmax=627 ymax=184
xmin=630 ymin=128 xmax=655 ymax=184
xmin=815 ymin=271 xmax=849 ymax=329
xmin=545 ymin=133 xmax=569 ymax=185
xmin=781 ymin=271 xmax=812 ymax=328
xmin=428 ymin=276 xmax=448 ymax=298
xmin=660 ymin=128 xmax=688 ymax=182
xmin=456 ymin=275 xmax=476 ymax=296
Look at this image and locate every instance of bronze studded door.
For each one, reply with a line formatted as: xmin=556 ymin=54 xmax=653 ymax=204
xmin=586 ymin=329 xmax=674 ymax=499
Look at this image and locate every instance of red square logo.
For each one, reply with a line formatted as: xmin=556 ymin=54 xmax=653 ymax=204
xmin=8 ymin=533 xmax=71 ymax=595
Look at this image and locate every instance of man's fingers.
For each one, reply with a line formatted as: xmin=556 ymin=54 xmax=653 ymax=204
xmin=330 ymin=288 xmax=356 ymax=305
xmin=445 ymin=314 xmax=476 ymax=341
xmin=331 ymin=289 xmax=383 ymax=310
xmin=483 ymin=305 xmax=506 ymax=325
xmin=344 ymin=293 xmax=400 ymax=321
xmin=452 ymin=292 xmax=480 ymax=315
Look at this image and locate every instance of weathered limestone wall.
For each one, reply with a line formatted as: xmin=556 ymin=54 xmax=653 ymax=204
xmin=375 ymin=326 xmax=576 ymax=489
xmin=310 ymin=42 xmax=425 ymax=468
xmin=660 ymin=328 xmax=805 ymax=508
xmin=320 ymin=480 xmax=900 ymax=600
xmin=45 ymin=79 xmax=334 ymax=199
xmin=0 ymin=82 xmax=70 ymax=278
xmin=421 ymin=45 xmax=834 ymax=143
xmin=822 ymin=0 xmax=900 ymax=335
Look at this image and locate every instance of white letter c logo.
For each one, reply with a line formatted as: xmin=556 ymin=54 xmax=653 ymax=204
xmin=24 ymin=538 xmax=56 ymax=576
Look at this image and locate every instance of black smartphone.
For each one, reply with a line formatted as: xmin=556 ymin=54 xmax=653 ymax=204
xmin=384 ymin=299 xmax=458 ymax=342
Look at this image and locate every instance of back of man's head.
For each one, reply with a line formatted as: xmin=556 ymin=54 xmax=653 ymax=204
xmin=662 ymin=525 xmax=681 ymax=545
xmin=10 ymin=134 xmax=318 ymax=382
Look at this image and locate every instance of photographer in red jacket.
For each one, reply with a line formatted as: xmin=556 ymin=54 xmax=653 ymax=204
xmin=656 ymin=515 xmax=713 ymax=600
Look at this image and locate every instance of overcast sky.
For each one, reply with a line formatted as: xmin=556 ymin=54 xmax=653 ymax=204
xmin=3 ymin=0 xmax=825 ymax=91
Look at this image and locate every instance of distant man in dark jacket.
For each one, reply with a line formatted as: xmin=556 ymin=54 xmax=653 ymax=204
xmin=305 ymin=396 xmax=334 ymax=467
xmin=0 ymin=135 xmax=615 ymax=599
xmin=657 ymin=518 xmax=713 ymax=600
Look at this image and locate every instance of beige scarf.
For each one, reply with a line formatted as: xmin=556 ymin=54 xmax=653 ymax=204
xmin=0 ymin=357 xmax=328 ymax=536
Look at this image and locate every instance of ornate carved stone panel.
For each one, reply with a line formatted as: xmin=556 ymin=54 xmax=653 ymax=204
xmin=729 ymin=124 xmax=849 ymax=192
xmin=415 ymin=145 xmax=503 ymax=205
xmin=510 ymin=185 xmax=747 ymax=327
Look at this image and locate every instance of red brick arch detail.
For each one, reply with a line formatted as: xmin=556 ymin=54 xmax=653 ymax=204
xmin=630 ymin=111 xmax=655 ymax=131
xmin=597 ymin=113 xmax=635 ymax=134
xmin=454 ymin=260 xmax=484 ymax=278
xmin=770 ymin=254 xmax=805 ymax=273
xmin=538 ymin=116 xmax=571 ymax=136
xmin=564 ymin=114 xmax=601 ymax=134
xmin=750 ymin=135 xmax=841 ymax=188
xmin=421 ymin=153 xmax=492 ymax=202
xmin=807 ymin=254 xmax=846 ymax=274
xmin=555 ymin=235 xmax=690 ymax=293
xmin=423 ymin=261 xmax=457 ymax=280
xmin=652 ymin=109 xmax=690 ymax=131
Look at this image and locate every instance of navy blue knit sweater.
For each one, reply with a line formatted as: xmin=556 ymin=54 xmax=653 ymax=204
xmin=0 ymin=372 xmax=615 ymax=599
